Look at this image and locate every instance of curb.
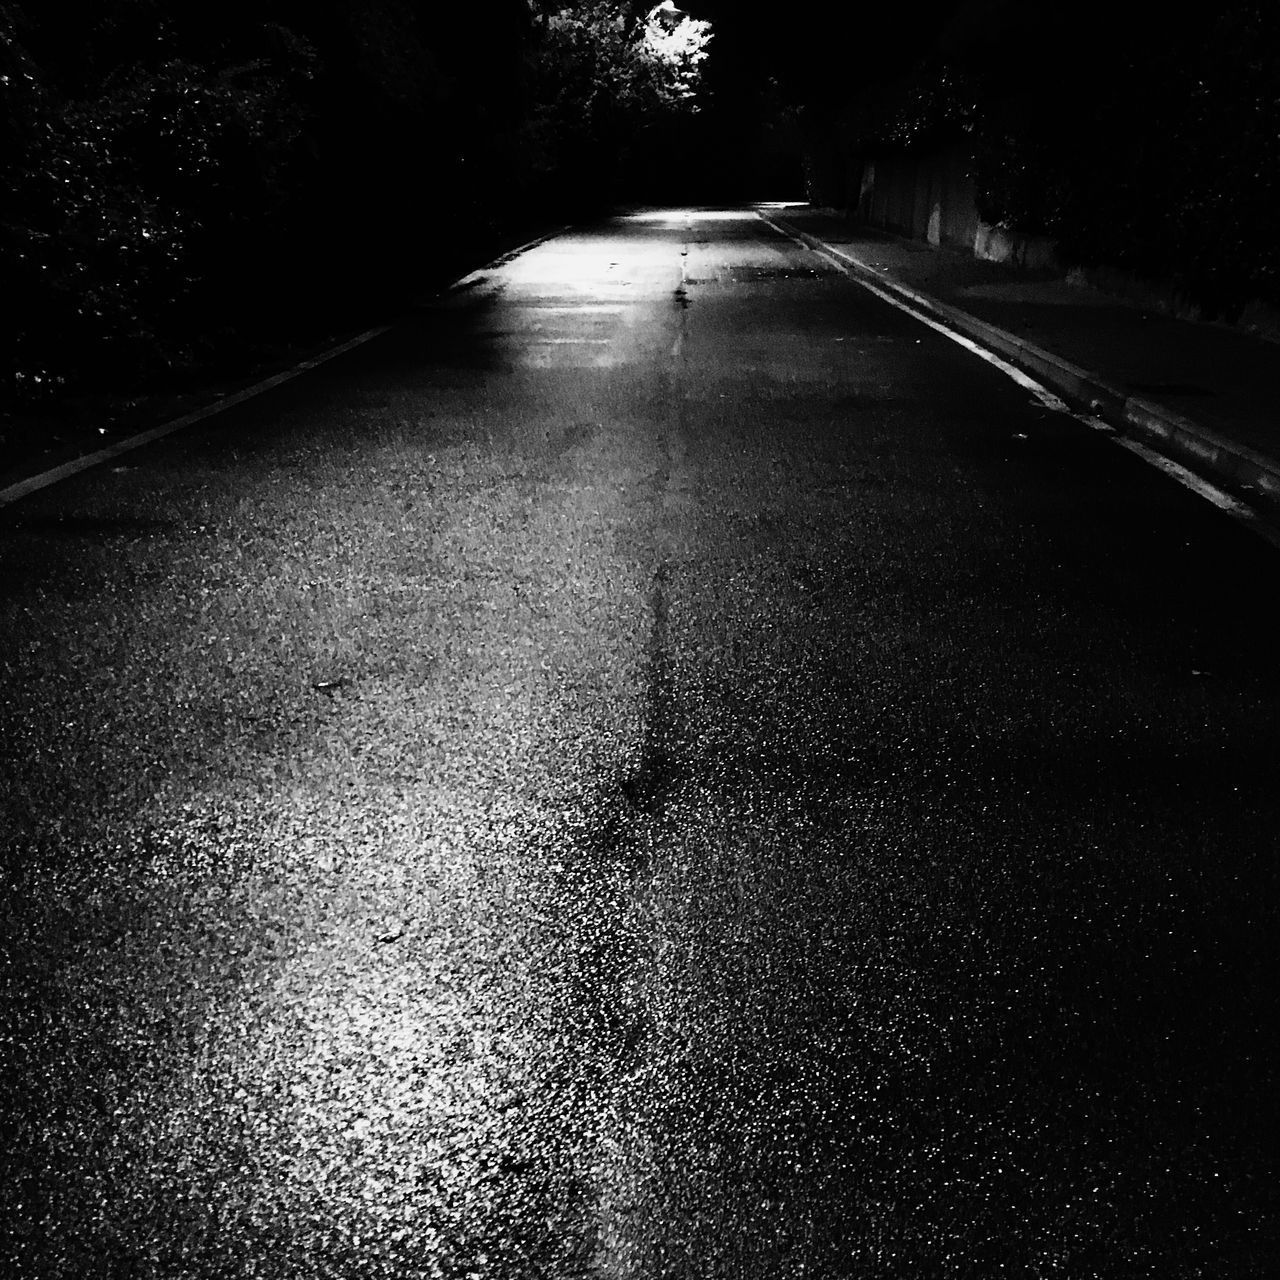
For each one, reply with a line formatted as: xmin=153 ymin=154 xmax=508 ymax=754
xmin=0 ymin=225 xmax=574 ymax=510
xmin=765 ymin=214 xmax=1280 ymax=510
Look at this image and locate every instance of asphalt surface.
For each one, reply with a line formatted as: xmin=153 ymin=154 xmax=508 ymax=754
xmin=2 ymin=210 xmax=1277 ymax=1278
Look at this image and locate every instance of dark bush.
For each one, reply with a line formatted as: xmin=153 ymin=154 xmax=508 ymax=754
xmin=1 ymin=0 xmax=717 ymax=429
xmin=808 ymin=0 xmax=1280 ymax=317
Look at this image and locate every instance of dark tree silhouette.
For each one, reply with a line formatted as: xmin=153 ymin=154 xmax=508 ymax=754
xmin=0 ymin=0 xmax=718 ymax=432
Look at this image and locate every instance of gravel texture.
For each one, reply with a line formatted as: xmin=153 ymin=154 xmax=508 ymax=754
xmin=3 ymin=211 xmax=1277 ymax=1278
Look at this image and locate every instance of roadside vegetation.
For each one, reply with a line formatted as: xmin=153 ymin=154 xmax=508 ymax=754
xmin=0 ymin=0 xmax=711 ymax=469
xmin=775 ymin=0 xmax=1280 ymax=322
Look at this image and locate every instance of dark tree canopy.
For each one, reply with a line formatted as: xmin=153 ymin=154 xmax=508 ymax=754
xmin=751 ymin=0 xmax=1280 ymax=313
xmin=6 ymin=0 xmax=1271 ymax=425
xmin=0 ymin=0 xmax=715 ymax=418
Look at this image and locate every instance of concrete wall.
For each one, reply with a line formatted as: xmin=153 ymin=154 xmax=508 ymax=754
xmin=844 ymin=143 xmax=1280 ymax=342
xmin=856 ymin=144 xmax=1058 ymax=271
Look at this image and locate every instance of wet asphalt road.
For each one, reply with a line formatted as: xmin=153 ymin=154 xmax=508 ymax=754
xmin=2 ymin=210 xmax=1278 ymax=1278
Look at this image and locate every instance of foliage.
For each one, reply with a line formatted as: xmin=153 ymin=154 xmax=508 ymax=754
xmin=523 ymin=1 xmax=712 ymax=203
xmin=0 ymin=0 xmax=716 ymax=424
xmin=0 ymin=0 xmax=524 ymax=414
xmin=2 ymin=2 xmax=337 ymax=403
xmin=637 ymin=3 xmax=713 ymax=110
xmin=819 ymin=0 xmax=1280 ymax=315
xmin=970 ymin=2 xmax=1280 ymax=311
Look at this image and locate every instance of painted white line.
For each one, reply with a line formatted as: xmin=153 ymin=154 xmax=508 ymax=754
xmin=1112 ymin=438 xmax=1245 ymax=512
xmin=858 ymin=276 xmax=1072 ymax=414
xmin=440 ymin=224 xmax=574 ymax=296
xmin=2 ymin=228 xmax=574 ymax=509
xmin=1113 ymin=436 xmax=1280 ymax=549
xmin=758 ymin=212 xmax=1070 ymax=413
xmin=0 ymin=326 xmax=391 ymax=508
xmin=449 ymin=269 xmax=492 ymax=291
xmin=759 ymin=211 xmax=1280 ymax=552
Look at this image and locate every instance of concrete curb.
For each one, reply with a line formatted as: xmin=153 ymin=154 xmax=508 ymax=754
xmin=766 ymin=214 xmax=1280 ymax=510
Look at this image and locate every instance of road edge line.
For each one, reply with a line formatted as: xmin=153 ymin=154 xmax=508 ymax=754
xmin=759 ymin=210 xmax=1280 ymax=540
xmin=0 ymin=226 xmax=573 ymax=509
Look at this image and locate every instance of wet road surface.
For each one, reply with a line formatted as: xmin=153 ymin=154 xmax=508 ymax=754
xmin=3 ymin=209 xmax=1278 ymax=1277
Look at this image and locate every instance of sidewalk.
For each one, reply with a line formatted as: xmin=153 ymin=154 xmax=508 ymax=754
xmin=764 ymin=206 xmax=1280 ymax=518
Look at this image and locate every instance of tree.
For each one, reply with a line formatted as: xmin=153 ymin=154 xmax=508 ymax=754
xmin=1 ymin=0 xmax=717 ymax=439
xmin=0 ymin=0 xmax=528 ymax=410
xmin=1 ymin=1 xmax=318 ymax=401
xmin=523 ymin=1 xmax=712 ymax=204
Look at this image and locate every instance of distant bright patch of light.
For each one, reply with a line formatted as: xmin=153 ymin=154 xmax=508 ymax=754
xmin=756 ymin=202 xmax=807 ymax=210
xmin=621 ymin=209 xmax=755 ymax=224
xmin=686 ymin=209 xmax=754 ymax=222
xmin=503 ymin=247 xmax=628 ymax=289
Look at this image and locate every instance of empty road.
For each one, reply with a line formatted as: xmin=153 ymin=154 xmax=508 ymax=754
xmin=3 ymin=209 xmax=1277 ymax=1278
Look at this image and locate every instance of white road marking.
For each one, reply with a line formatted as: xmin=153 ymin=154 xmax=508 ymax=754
xmin=854 ymin=277 xmax=1073 ymax=415
xmin=0 ymin=326 xmax=391 ymax=508
xmin=759 ymin=212 xmax=1280 ymax=552
xmin=2 ymin=227 xmax=573 ymax=508
xmin=758 ymin=214 xmax=1070 ymax=411
xmin=1112 ymin=437 xmax=1280 ymax=549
